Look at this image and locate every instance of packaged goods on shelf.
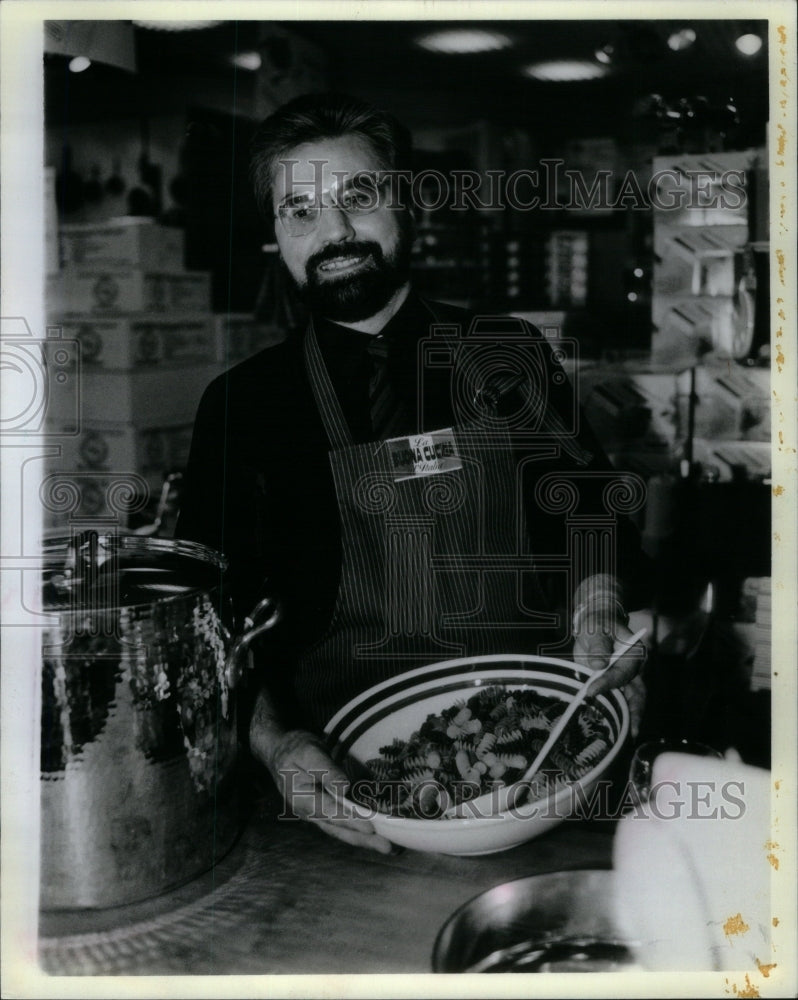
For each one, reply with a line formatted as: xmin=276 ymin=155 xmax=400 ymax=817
xmin=605 ymin=448 xmax=678 ymax=479
xmin=45 ymin=167 xmax=59 ymax=275
xmin=650 ymin=151 xmax=755 ymax=229
xmin=213 ymin=313 xmax=286 ymax=363
xmin=45 ymin=362 xmax=223 ymax=428
xmin=675 ymin=366 xmax=770 ymax=442
xmin=658 ymin=225 xmax=748 ymax=293
xmin=580 ymin=369 xmax=679 ymax=452
xmin=545 ymin=231 xmax=588 ymax=307
xmin=51 ymin=315 xmax=215 ymax=368
xmin=59 ymin=218 xmax=185 ymax=270
xmin=47 ymin=268 xmax=211 ymax=315
xmin=691 ymin=439 xmax=771 ymax=482
xmin=734 ymin=577 xmax=772 ymax=692
xmin=650 ymin=148 xmax=763 ymax=365
xmin=49 ymin=421 xmax=194 ymax=482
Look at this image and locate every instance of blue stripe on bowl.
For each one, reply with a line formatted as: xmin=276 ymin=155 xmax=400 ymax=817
xmin=329 ymin=672 xmax=583 ymax=751
xmin=324 ymin=655 xmax=592 ymax=745
xmin=330 ymin=674 xmax=626 ymax=760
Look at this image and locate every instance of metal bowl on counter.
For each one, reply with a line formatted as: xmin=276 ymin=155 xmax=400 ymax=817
xmin=432 ymin=869 xmax=641 ymax=973
xmin=40 ymin=531 xmax=279 ymax=910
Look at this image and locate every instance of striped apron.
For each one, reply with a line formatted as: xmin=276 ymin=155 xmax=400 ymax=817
xmin=295 ymin=318 xmax=558 ymax=732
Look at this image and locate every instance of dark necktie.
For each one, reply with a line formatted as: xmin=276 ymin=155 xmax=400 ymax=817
xmin=367 ymin=335 xmax=406 ymax=440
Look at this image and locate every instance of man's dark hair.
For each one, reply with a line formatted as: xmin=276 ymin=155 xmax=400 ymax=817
xmin=249 ymin=92 xmax=413 ymax=219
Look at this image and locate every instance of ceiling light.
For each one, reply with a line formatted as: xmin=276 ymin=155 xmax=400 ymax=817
xmin=415 ymin=29 xmax=511 ymax=54
xmin=232 ymin=51 xmax=262 ymax=71
xmin=133 ymin=20 xmax=223 ymax=32
xmin=667 ymin=28 xmax=697 ymax=51
xmin=735 ymin=33 xmax=763 ymax=56
xmin=595 ymin=43 xmax=615 ymax=65
xmin=68 ymin=55 xmax=91 ymax=73
xmin=523 ymin=61 xmax=608 ymax=82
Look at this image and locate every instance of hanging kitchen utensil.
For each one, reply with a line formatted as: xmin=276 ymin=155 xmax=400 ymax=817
xmin=127 ymin=117 xmax=162 ymax=217
xmin=54 ymin=144 xmax=84 ymax=214
xmin=83 ymin=164 xmax=104 ymax=203
xmin=105 ymin=157 xmax=126 ymax=196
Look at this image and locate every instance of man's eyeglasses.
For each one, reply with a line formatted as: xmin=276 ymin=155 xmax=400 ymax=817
xmin=275 ymin=173 xmax=389 ymax=237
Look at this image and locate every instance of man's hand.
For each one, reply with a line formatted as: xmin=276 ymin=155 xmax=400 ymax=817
xmin=249 ymin=691 xmax=394 ymax=854
xmin=572 ymin=609 xmax=647 ymax=737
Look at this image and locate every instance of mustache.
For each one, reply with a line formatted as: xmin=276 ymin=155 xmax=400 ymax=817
xmin=306 ymin=241 xmax=383 ymax=273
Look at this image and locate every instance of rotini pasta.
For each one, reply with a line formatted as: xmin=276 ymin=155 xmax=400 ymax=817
xmin=352 ymin=684 xmax=613 ymax=818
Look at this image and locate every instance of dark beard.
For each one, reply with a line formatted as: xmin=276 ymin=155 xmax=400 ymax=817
xmin=290 ymin=228 xmax=413 ymax=323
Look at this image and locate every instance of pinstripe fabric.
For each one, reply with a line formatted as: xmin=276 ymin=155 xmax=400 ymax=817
xmin=297 ymin=320 xmax=556 ymax=732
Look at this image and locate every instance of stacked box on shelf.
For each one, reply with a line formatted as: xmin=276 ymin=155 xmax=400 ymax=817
xmin=213 ymin=313 xmax=286 ymax=364
xmin=674 ymin=365 xmax=770 ymax=444
xmin=650 ymin=148 xmax=771 ymax=484
xmin=45 ymin=218 xmax=221 ymax=530
xmin=59 ymin=218 xmax=187 ymax=270
xmin=733 ymin=577 xmax=772 ymax=692
xmin=52 ymin=314 xmax=216 ymax=367
xmin=690 ymin=440 xmax=772 ymax=483
xmin=580 ymin=368 xmax=680 ymax=461
xmin=651 ymin=150 xmax=758 ymax=362
xmin=47 ymin=268 xmax=212 ymax=315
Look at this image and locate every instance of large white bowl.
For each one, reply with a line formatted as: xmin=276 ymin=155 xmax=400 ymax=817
xmin=324 ymin=654 xmax=630 ymax=856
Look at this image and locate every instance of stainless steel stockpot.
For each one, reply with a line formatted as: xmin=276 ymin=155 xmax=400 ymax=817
xmin=40 ymin=532 xmax=279 ymax=910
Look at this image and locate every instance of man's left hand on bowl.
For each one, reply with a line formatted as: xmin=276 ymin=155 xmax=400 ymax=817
xmin=572 ymin=609 xmax=647 ymax=738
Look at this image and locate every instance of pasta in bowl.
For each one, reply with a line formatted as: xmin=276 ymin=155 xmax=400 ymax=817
xmin=324 ymin=654 xmax=630 ymax=856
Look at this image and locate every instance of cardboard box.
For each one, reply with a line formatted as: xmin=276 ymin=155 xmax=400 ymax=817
xmin=52 ymin=421 xmax=194 ymax=479
xmin=691 ymin=439 xmax=771 ymax=481
xmin=51 ymin=315 xmax=215 ymax=368
xmin=59 ymin=218 xmax=184 ymax=270
xmin=48 ymin=268 xmax=211 ymax=315
xmin=581 ymin=370 xmax=679 ymax=452
xmin=213 ymin=313 xmax=286 ymax=363
xmin=651 ymin=151 xmax=755 ymax=228
xmin=46 ymin=362 xmax=223 ymax=428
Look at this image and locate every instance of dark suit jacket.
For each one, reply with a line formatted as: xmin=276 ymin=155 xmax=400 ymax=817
xmin=176 ymin=293 xmax=650 ymax=725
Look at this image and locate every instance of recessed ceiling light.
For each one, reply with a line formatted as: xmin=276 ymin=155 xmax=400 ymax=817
xmin=667 ymin=28 xmax=697 ymax=51
xmin=595 ymin=43 xmax=615 ymax=65
xmin=68 ymin=55 xmax=91 ymax=73
xmin=133 ymin=20 xmax=223 ymax=32
xmin=523 ymin=61 xmax=608 ymax=82
xmin=735 ymin=33 xmax=763 ymax=56
xmin=416 ymin=29 xmax=511 ymax=54
xmin=232 ymin=51 xmax=262 ymax=71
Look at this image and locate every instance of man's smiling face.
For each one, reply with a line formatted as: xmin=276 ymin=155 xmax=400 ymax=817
xmin=271 ymin=134 xmax=412 ymax=323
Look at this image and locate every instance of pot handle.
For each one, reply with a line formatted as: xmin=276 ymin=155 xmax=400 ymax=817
xmin=225 ymin=595 xmax=283 ymax=689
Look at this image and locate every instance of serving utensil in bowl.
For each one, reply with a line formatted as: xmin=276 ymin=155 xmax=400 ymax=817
xmin=444 ymin=629 xmax=647 ymax=819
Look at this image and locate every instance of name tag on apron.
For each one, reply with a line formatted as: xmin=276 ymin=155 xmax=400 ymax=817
xmin=385 ymin=428 xmax=462 ymax=482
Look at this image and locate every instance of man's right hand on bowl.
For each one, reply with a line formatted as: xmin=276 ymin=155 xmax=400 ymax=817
xmin=249 ymin=692 xmax=394 ymax=855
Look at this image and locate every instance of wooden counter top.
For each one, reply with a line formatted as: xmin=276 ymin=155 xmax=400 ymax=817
xmin=38 ymin=794 xmax=617 ymax=976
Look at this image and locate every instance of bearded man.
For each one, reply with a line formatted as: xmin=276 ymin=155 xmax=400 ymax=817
xmin=176 ymin=93 xmax=649 ymax=854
